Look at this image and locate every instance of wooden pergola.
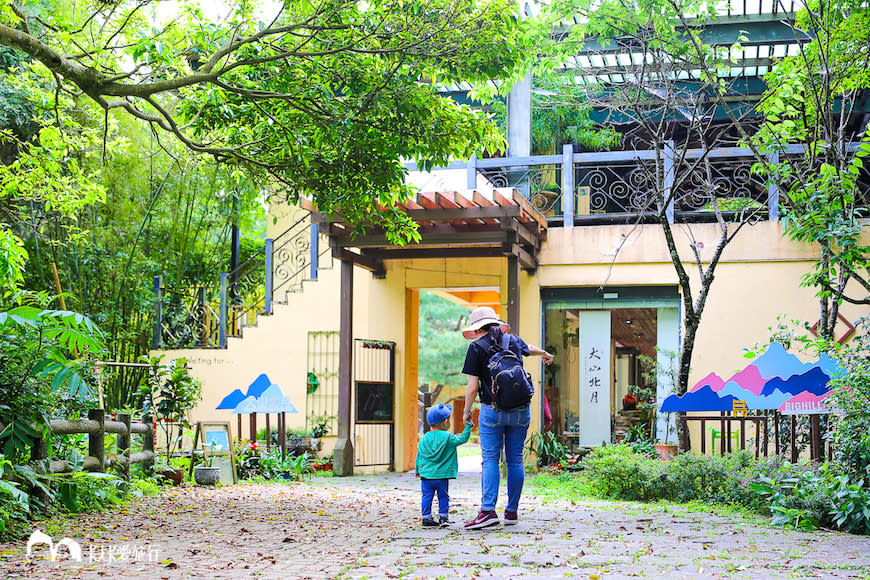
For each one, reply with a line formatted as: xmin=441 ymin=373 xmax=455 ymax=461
xmin=304 ymin=188 xmax=548 ymax=475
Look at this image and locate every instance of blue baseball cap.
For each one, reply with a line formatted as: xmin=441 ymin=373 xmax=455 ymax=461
xmin=426 ymin=403 xmax=453 ymax=426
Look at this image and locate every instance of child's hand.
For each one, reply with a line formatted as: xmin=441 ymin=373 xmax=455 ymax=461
xmin=465 ymin=420 xmax=474 ymax=426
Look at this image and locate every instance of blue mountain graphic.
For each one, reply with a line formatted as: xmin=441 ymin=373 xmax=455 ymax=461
xmin=660 ymin=386 xmax=738 ymax=413
xmin=760 ymin=366 xmax=831 ymax=398
xmin=216 ymin=389 xmax=246 ymax=410
xmin=216 ymin=373 xmax=273 ymax=411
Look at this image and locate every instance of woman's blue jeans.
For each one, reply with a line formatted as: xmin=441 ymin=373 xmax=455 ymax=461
xmin=479 ymin=404 xmax=530 ymax=512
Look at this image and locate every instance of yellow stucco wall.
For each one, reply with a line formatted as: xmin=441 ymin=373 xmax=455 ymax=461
xmin=156 ymin=204 xmax=867 ymax=468
xmin=539 ymin=220 xmax=867 ymax=387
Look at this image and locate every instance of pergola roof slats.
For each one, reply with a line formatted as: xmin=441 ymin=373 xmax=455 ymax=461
xmin=309 ymin=188 xmax=548 ymax=273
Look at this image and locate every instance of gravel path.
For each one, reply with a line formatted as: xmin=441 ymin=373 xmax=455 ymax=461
xmin=2 ymin=467 xmax=869 ymax=579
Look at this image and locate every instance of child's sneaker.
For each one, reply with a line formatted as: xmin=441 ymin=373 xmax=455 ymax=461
xmin=464 ymin=510 xmax=500 ymax=529
xmin=422 ymin=517 xmax=439 ymax=527
xmin=504 ymin=510 xmax=518 ymax=525
xmin=438 ymin=516 xmax=450 ymax=528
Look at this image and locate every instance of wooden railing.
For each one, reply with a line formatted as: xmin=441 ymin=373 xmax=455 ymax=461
xmin=32 ymin=409 xmax=154 ymax=480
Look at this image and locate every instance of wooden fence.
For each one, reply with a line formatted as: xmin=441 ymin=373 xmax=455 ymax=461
xmin=32 ymin=409 xmax=154 ymax=480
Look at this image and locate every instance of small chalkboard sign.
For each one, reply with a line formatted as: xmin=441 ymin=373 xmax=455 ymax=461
xmin=188 ymin=421 xmax=238 ymax=484
xmin=356 ymin=381 xmax=394 ymax=423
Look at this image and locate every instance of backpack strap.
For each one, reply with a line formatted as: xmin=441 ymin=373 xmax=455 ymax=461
xmin=501 ymin=333 xmax=511 ymax=351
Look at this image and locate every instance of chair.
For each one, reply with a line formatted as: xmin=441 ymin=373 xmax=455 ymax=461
xmin=708 ymin=425 xmax=740 ymax=453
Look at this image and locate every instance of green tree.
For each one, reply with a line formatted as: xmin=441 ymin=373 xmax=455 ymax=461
xmin=418 ymin=292 xmax=470 ymax=390
xmin=533 ymin=0 xmax=768 ymax=408
xmin=0 ymin=0 xmax=529 ymax=242
xmin=749 ymin=0 xmax=870 ymax=339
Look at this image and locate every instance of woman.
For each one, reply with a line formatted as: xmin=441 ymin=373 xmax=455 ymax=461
xmin=461 ymin=306 xmax=553 ymax=529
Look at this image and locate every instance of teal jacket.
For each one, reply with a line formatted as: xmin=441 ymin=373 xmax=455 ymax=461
xmin=415 ymin=423 xmax=472 ymax=480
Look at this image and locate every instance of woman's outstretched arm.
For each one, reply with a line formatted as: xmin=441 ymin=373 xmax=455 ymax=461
xmin=527 ymin=344 xmax=554 ymax=365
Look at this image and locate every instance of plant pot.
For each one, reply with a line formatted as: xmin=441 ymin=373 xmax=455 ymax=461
xmin=653 ymin=443 xmax=679 ymax=461
xmin=193 ymin=466 xmax=221 ymax=486
xmin=158 ymin=467 xmax=184 ymax=486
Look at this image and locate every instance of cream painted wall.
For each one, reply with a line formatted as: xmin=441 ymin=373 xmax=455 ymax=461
xmin=158 ymin=202 xmax=866 ymax=465
xmin=539 ymin=220 xmax=868 ymax=395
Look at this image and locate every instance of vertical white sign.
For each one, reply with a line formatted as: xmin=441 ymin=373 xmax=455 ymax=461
xmin=656 ymin=308 xmax=679 ymax=443
xmin=578 ymin=311 xmax=611 ymax=447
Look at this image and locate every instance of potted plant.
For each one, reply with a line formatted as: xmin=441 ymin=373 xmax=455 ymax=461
xmin=139 ymin=355 xmax=202 ymax=484
xmin=194 ymin=442 xmax=221 ymax=485
xmin=633 ymin=351 xmax=680 ymax=460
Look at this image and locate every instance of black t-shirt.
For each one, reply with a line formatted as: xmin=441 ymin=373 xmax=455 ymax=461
xmin=462 ymin=333 xmax=530 ymax=405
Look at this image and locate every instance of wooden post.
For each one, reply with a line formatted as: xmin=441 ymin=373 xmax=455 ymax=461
xmin=739 ymin=417 xmax=746 ymax=451
xmin=790 ymin=415 xmax=797 ymax=463
xmin=89 ymin=408 xmax=106 ymax=472
xmin=754 ymin=417 xmax=760 ymax=459
xmin=774 ymin=411 xmax=780 ymax=456
xmin=279 ymin=412 xmax=286 ymax=460
xmin=700 ymin=419 xmax=706 ymax=455
xmin=265 ymin=413 xmax=271 ymax=450
xmin=334 ymin=258 xmax=355 ymax=476
xmin=237 ymin=415 xmax=242 ymax=441
xmin=810 ymin=415 xmax=822 ymax=462
xmin=142 ymin=415 xmax=154 ymax=474
xmin=118 ymin=413 xmax=131 ymax=481
xmin=726 ymin=415 xmax=732 ymax=453
xmin=249 ymin=412 xmax=257 ymax=443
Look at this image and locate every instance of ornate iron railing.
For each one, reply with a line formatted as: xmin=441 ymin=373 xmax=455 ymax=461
xmin=153 ymin=212 xmax=331 ymax=350
xmin=407 ymin=141 xmax=868 ymax=225
xmin=157 ymin=284 xmax=221 ymax=349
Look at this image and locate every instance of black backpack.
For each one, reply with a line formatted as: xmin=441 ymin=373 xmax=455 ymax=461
xmin=486 ymin=334 xmax=534 ymax=412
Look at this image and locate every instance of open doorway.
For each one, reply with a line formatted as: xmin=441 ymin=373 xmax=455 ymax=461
xmin=416 ymin=288 xmax=500 ymax=434
xmin=542 ymin=289 xmax=680 ymax=448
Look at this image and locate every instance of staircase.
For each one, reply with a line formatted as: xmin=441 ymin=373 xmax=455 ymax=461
xmin=152 ymin=211 xmax=333 ymax=350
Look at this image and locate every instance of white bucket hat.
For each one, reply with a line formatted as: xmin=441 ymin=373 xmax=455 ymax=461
xmin=462 ymin=306 xmax=510 ymax=339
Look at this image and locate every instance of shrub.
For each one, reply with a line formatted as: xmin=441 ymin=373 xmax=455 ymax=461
xmin=581 ymin=445 xmax=667 ymax=501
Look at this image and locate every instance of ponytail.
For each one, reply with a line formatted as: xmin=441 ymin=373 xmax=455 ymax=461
xmin=483 ymin=323 xmax=504 ymax=345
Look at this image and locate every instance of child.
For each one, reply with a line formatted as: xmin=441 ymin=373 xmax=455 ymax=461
xmin=415 ymin=403 xmax=473 ymax=527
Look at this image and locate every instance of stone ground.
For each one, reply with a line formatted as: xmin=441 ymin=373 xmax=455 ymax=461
xmin=1 ymin=454 xmax=869 ymax=579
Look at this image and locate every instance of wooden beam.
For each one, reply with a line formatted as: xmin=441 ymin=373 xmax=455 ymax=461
xmin=331 ymin=230 xmax=509 ymax=248
xmin=503 ymin=242 xmax=538 ymax=271
xmin=511 ymin=189 xmax=548 ymax=232
xmin=492 ymin=189 xmax=514 ymax=207
xmin=331 ymin=247 xmax=385 ymax=276
xmin=363 ymin=246 xmax=503 ymax=261
xmin=435 ymin=192 xmax=461 ymax=209
xmin=404 ymin=206 xmax=522 ymax=222
xmin=472 ymin=191 xmax=496 ymax=207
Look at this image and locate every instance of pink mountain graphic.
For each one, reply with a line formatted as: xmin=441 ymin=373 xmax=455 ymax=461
xmin=724 ymin=365 xmax=766 ymax=396
xmin=778 ymin=391 xmax=832 ymax=414
xmin=689 ymin=372 xmax=725 ymax=393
